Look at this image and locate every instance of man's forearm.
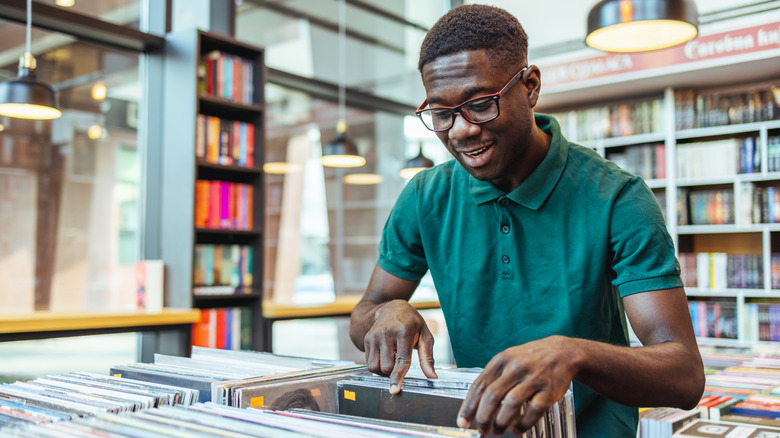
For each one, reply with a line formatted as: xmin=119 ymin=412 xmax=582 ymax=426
xmin=568 ymin=336 xmax=705 ymax=409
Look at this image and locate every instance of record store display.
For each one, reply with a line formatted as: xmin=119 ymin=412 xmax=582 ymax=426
xmin=0 ymin=372 xmax=197 ymax=430
xmin=110 ymin=346 xmax=363 ymax=402
xmin=4 ymin=402 xmax=481 ymax=437
xmin=0 ymin=348 xmax=578 ymax=436
xmin=337 ymin=373 xmax=577 ymax=438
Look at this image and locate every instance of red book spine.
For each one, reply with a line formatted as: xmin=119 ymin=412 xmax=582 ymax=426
xmin=246 ymin=124 xmax=255 ymax=167
xmin=192 ymin=309 xmax=210 ymax=348
xmin=206 ymin=58 xmax=214 ymax=96
xmin=246 ymin=185 xmax=254 ymax=230
xmin=209 ymin=181 xmax=221 ymax=229
xmin=235 ymin=184 xmax=245 ymax=231
xmin=229 ymin=183 xmax=237 ymax=229
xmin=215 ymin=308 xmax=227 ymax=349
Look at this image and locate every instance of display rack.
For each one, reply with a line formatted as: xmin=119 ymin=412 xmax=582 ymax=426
xmin=546 ymin=79 xmax=780 ymax=346
xmin=161 ymin=28 xmax=266 ymax=351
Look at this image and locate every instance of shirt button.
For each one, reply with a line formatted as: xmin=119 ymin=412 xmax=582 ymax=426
xmin=499 ymin=198 xmax=510 ymax=206
xmin=501 ymin=225 xmax=510 ymax=234
xmin=502 ymin=255 xmax=510 ymax=264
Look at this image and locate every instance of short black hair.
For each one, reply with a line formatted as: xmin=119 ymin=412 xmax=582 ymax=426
xmin=418 ymin=5 xmax=528 ymax=72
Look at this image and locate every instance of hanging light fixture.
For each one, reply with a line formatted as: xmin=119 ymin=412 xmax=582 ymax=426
xmin=400 ymin=142 xmax=434 ymax=179
xmin=321 ymin=0 xmax=365 ymax=168
xmin=263 ymin=162 xmax=302 ymax=174
xmin=0 ymin=0 xmax=62 ymax=120
xmin=91 ymin=82 xmax=107 ymax=101
xmin=344 ymin=173 xmax=383 ymax=185
xmin=586 ymin=0 xmax=698 ymax=53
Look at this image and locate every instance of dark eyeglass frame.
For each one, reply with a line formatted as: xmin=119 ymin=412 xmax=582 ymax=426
xmin=415 ymin=66 xmax=528 ymax=132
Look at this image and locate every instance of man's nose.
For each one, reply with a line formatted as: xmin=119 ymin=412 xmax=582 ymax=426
xmin=448 ymin=113 xmax=480 ymax=140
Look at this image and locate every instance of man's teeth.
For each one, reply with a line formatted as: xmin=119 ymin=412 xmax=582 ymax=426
xmin=465 ymin=146 xmax=488 ymax=157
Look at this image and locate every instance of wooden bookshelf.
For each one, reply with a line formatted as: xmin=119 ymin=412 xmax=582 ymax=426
xmin=546 ymin=80 xmax=780 ymax=346
xmin=162 ymin=28 xmax=266 ymax=351
xmin=0 ymin=309 xmax=200 ymax=362
xmin=0 ymin=309 xmax=200 ymax=338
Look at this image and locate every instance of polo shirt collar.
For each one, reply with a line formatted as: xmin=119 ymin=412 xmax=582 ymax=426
xmin=469 ymin=113 xmax=567 ymax=210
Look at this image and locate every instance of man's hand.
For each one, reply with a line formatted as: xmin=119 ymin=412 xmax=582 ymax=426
xmin=362 ymin=299 xmax=438 ymax=393
xmin=456 ymin=336 xmax=578 ymax=435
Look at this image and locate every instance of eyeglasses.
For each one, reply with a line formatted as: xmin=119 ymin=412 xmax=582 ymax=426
xmin=415 ymin=67 xmax=527 ymax=132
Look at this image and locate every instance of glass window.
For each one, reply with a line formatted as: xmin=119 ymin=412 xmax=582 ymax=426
xmin=0 ymin=19 xmax=141 ymax=313
xmin=263 ymin=83 xmax=401 ymax=303
xmin=37 ymin=0 xmax=141 ymax=29
xmin=236 ymin=0 xmax=447 ymax=107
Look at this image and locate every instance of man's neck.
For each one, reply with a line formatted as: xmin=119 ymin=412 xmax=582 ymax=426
xmin=494 ymin=127 xmax=552 ymax=193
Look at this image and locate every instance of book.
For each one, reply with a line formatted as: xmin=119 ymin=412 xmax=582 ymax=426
xmin=674 ymin=419 xmax=780 ymax=437
xmin=135 ymin=260 xmax=164 ymax=312
xmin=708 ymin=397 xmax=739 ymax=421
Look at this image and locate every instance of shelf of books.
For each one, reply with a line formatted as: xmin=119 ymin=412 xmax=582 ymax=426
xmin=549 ymin=80 xmax=780 ymax=347
xmin=162 ymin=29 xmax=265 ymax=352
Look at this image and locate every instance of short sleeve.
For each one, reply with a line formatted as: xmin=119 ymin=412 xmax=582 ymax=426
xmin=377 ymin=177 xmax=429 ymax=281
xmin=610 ymin=177 xmax=684 ymax=296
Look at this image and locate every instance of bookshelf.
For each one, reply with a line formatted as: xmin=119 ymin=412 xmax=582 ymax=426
xmin=162 ymin=29 xmax=266 ymax=351
xmin=547 ymin=80 xmax=780 ymax=347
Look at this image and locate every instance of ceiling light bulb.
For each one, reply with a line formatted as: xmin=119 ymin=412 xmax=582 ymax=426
xmin=91 ymin=83 xmax=107 ymax=101
xmin=88 ymin=124 xmax=102 ymax=139
xmin=263 ymin=162 xmax=302 ymax=174
xmin=344 ymin=173 xmax=383 ymax=185
xmin=55 ymin=0 xmax=75 ymax=6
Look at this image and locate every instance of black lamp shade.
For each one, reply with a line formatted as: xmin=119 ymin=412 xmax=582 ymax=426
xmin=405 ymin=150 xmax=434 ymax=169
xmin=321 ymin=131 xmax=366 ymax=168
xmin=400 ymin=149 xmax=434 ymax=179
xmin=0 ymin=67 xmax=61 ymax=120
xmin=586 ymin=0 xmax=698 ymax=52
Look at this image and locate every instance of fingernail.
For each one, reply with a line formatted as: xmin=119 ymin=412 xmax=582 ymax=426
xmin=457 ymin=416 xmax=469 ymax=428
xmin=390 ymin=384 xmax=398 ymax=394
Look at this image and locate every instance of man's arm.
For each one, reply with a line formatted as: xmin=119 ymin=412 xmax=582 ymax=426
xmin=456 ymin=286 xmax=705 ymax=434
xmin=349 ymin=265 xmax=438 ymax=393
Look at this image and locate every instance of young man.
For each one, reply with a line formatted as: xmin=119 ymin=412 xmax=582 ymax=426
xmin=349 ymin=5 xmax=704 ymax=437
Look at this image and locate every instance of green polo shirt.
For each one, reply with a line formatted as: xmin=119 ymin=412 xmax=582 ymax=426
xmin=378 ymin=113 xmax=683 ymax=437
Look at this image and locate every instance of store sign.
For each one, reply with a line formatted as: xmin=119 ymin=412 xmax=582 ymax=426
xmin=542 ymin=21 xmax=780 ymax=88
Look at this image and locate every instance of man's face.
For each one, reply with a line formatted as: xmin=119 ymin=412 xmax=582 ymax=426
xmin=420 ymin=50 xmax=537 ymax=189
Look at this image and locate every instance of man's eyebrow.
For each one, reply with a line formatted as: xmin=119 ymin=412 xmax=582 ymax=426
xmin=426 ymin=85 xmax=491 ymax=107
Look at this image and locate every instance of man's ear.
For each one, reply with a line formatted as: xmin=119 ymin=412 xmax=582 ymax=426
xmin=524 ymin=65 xmax=541 ymax=107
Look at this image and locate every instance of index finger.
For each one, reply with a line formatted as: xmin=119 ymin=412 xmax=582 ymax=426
xmin=388 ymin=336 xmax=415 ymax=394
xmin=457 ymin=374 xmax=488 ymax=429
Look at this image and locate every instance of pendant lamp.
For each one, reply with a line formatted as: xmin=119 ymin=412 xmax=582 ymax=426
xmin=586 ymin=0 xmax=698 ymax=53
xmin=321 ymin=0 xmax=365 ymax=168
xmin=0 ymin=0 xmax=62 ymax=120
xmin=344 ymin=173 xmax=383 ymax=185
xmin=399 ymin=142 xmax=434 ymax=179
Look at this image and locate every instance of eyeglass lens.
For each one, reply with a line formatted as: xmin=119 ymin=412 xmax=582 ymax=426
xmin=419 ymin=96 xmax=499 ymax=131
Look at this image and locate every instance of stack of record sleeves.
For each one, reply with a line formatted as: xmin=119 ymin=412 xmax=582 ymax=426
xmin=4 ymin=402 xmax=481 ymax=437
xmin=335 ymin=370 xmax=577 ymax=438
xmin=110 ymin=346 xmax=364 ymax=402
xmin=0 ymin=372 xmax=197 ymax=431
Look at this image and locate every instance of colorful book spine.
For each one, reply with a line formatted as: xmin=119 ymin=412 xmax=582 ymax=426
xmin=191 ymin=307 xmax=248 ymax=350
xmin=199 ymin=50 xmax=254 ymax=105
xmin=193 ymin=244 xmax=253 ymax=292
xmin=195 ymin=180 xmax=254 ymax=230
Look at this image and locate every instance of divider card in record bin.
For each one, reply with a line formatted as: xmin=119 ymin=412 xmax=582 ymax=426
xmin=337 ymin=379 xmax=466 ymax=428
xmin=336 ymin=371 xmax=577 ymax=438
